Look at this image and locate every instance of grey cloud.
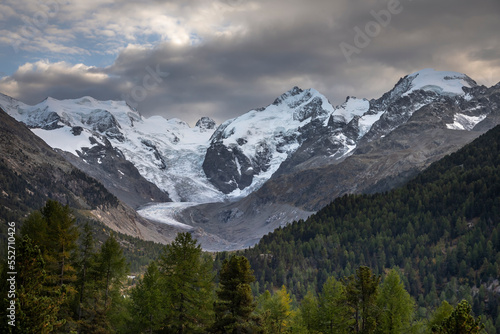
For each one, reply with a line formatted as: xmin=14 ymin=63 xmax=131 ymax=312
xmin=1 ymin=0 xmax=499 ymax=125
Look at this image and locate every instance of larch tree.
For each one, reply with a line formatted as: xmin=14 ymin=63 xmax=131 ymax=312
xmin=129 ymin=261 xmax=165 ymax=334
xmin=94 ymin=234 xmax=128 ymax=308
xmin=157 ymin=232 xmax=214 ymax=333
xmin=319 ymin=276 xmax=350 ymax=334
xmin=376 ymin=269 xmax=415 ymax=334
xmin=15 ymin=236 xmax=65 ymax=333
xmin=431 ymin=300 xmax=484 ymax=334
xmin=258 ymin=286 xmax=293 ymax=333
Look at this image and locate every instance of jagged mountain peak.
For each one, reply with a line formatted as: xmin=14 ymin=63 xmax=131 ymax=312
xmin=1 ymin=68 xmax=499 ymax=251
xmin=376 ymin=69 xmax=477 ymax=109
xmin=273 ymin=86 xmax=303 ymax=104
xmin=195 ymin=116 xmax=216 ymax=130
xmin=202 ymin=86 xmax=336 ymax=196
xmin=272 ymin=86 xmax=325 ymax=108
xmin=404 ymin=68 xmax=477 ymax=96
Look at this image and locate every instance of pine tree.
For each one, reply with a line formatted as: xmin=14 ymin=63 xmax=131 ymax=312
xmin=157 ymin=232 xmax=214 ymax=333
xmin=212 ymin=255 xmax=262 ymax=333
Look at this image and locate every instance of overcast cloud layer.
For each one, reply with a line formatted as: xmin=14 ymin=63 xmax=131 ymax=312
xmin=0 ymin=0 xmax=499 ymax=125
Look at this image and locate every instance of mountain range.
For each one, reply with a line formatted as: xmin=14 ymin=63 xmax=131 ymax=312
xmin=1 ymin=68 xmax=499 ymax=250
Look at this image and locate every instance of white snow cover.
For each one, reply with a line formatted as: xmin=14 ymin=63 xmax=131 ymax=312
xmin=403 ymin=68 xmax=475 ymax=97
xmin=446 ymin=113 xmax=487 ymax=131
xmin=358 ymin=110 xmax=385 ymax=138
xmin=218 ymin=88 xmax=330 ymax=198
xmin=1 ymin=94 xmax=222 ymax=203
xmin=113 ymin=114 xmax=222 ymax=203
xmin=32 ymin=127 xmax=98 ymax=156
xmin=327 ymin=96 xmax=370 ymax=126
xmin=0 ymin=69 xmax=488 ymax=230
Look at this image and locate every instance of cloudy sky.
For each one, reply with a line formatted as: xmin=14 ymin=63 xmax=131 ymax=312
xmin=0 ymin=0 xmax=499 ymax=125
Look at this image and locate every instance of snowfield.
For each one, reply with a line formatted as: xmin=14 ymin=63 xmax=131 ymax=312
xmin=0 ymin=68 xmax=486 ymax=231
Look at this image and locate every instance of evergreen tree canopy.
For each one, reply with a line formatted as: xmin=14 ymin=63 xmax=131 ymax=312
xmin=157 ymin=232 xmax=214 ymax=333
xmin=213 ymin=255 xmax=261 ymax=334
xmin=431 ymin=300 xmax=484 ymax=334
xmin=16 ymin=235 xmax=65 ymax=333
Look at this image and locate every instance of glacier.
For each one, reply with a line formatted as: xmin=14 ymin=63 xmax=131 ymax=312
xmin=0 ymin=68 xmax=487 ymax=233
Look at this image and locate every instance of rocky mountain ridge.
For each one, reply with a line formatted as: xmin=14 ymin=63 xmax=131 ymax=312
xmin=1 ymin=68 xmax=499 ymax=250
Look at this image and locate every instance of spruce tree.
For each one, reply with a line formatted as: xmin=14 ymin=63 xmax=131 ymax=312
xmin=212 ymin=255 xmax=261 ymax=334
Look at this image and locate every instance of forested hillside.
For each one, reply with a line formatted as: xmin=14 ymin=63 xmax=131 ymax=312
xmin=3 ymin=125 xmax=500 ymax=332
xmin=1 ymin=200 xmax=490 ymax=333
xmin=243 ymin=125 xmax=500 ymax=331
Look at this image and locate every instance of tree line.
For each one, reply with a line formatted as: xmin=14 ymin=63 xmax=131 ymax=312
xmin=0 ymin=200 xmax=486 ymax=333
xmin=241 ymin=125 xmax=500 ymax=332
xmin=3 ymin=125 xmax=500 ymax=332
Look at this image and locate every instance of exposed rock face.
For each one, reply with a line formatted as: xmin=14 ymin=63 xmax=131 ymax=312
xmin=245 ymin=79 xmax=500 ymax=212
xmin=173 ymin=73 xmax=500 ymax=250
xmin=0 ymin=107 xmax=173 ymax=244
xmin=195 ymin=117 xmax=216 ymax=131
xmin=201 ymin=87 xmax=333 ymax=195
xmin=202 ymin=142 xmax=256 ymax=194
xmin=59 ymin=133 xmax=171 ymax=209
xmin=79 ymin=109 xmax=124 ymax=141
xmin=1 ymin=69 xmax=499 ymax=251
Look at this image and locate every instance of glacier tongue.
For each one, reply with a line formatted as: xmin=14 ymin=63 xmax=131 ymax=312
xmin=1 ymin=78 xmax=460 ymax=206
xmin=0 ymin=94 xmax=223 ymax=203
xmin=0 ymin=67 xmax=489 ymax=233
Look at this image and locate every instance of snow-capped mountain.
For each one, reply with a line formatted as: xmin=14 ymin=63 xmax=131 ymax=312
xmin=1 ymin=68 xmax=498 ymax=250
xmin=0 ymin=94 xmax=222 ymax=203
xmin=163 ymin=69 xmax=500 ymax=250
xmin=202 ymin=69 xmax=482 ymax=195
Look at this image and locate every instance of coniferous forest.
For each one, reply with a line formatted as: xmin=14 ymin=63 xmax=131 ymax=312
xmin=1 ymin=125 xmax=500 ymax=333
xmin=241 ymin=125 xmax=500 ymax=332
